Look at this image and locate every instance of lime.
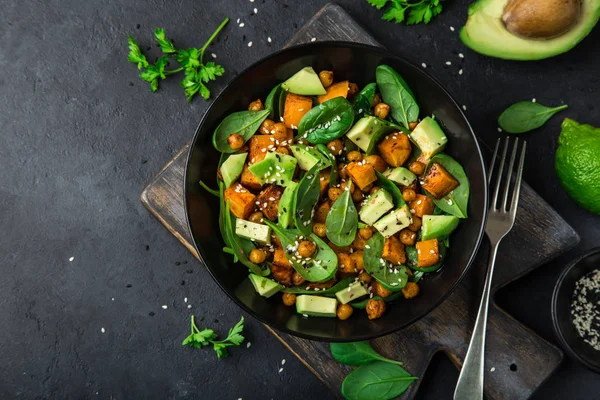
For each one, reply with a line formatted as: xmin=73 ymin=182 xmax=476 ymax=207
xmin=555 ymin=118 xmax=600 ymax=215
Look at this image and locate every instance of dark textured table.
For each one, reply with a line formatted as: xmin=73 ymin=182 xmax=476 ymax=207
xmin=2 ymin=1 xmax=599 ymax=399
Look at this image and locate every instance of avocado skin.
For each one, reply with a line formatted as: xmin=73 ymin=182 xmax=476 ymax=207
xmin=460 ymin=0 xmax=600 ymax=60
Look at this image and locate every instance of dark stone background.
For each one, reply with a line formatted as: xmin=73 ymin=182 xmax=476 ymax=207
xmin=1 ymin=0 xmax=599 ymax=398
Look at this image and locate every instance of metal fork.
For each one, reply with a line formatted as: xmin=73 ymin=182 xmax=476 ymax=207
xmin=454 ymin=137 xmax=527 ymax=400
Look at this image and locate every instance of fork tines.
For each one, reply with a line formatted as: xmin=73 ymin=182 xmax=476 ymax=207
xmin=488 ymin=137 xmax=527 ymax=213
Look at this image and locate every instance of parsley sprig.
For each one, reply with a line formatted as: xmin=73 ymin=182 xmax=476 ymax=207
xmin=127 ymin=18 xmax=229 ymax=102
xmin=367 ymin=0 xmax=443 ymax=25
xmin=182 ymin=315 xmax=245 ymax=359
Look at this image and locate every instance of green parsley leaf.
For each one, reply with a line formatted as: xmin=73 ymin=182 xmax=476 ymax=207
xmin=181 ymin=315 xmax=245 ymax=359
xmin=176 ymin=48 xmax=201 ymax=71
xmin=155 ymin=28 xmax=176 ymax=54
xmin=367 ymin=0 xmax=443 ymax=25
xmin=198 ymin=62 xmax=225 ymax=83
xmin=139 ymin=56 xmax=170 ymax=92
xmin=367 ymin=0 xmax=390 ymax=9
xmin=127 ymin=35 xmax=149 ymax=69
xmin=181 ymin=69 xmax=211 ymax=102
xmin=382 ymin=5 xmax=405 ymax=23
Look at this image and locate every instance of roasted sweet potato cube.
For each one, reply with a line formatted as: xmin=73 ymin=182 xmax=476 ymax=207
xmin=224 ymin=183 xmax=256 ymax=219
xmin=402 ymin=282 xmax=420 ymax=299
xmin=314 ymin=201 xmax=331 ymax=223
xmin=409 ymin=194 xmax=435 ymax=218
xmin=283 ymin=93 xmax=313 ymax=129
xmin=377 ymin=133 xmax=412 ymax=167
xmin=346 ymin=162 xmax=377 ymax=191
xmin=328 ymin=241 xmax=351 ymax=254
xmin=416 ymin=239 xmax=440 ymax=268
xmin=352 ymin=234 xmax=367 ymax=251
xmin=271 ymin=252 xmax=293 ymax=286
xmin=272 ymin=127 xmax=294 ymax=146
xmin=240 ymin=164 xmax=263 ymax=191
xmin=256 ymin=184 xmax=285 ymax=221
xmin=306 ymin=278 xmax=337 ymax=290
xmin=422 ymin=163 xmax=460 ymax=199
xmin=319 ymin=169 xmax=330 ymax=197
xmin=317 ymin=80 xmax=349 ymax=104
xmin=382 ymin=236 xmax=406 ymax=265
xmin=248 ymin=135 xmax=274 ymax=164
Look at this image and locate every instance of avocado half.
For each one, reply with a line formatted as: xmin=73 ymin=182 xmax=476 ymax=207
xmin=460 ymin=0 xmax=600 ymax=60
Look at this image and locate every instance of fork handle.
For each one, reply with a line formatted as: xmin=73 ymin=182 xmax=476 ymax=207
xmin=454 ymin=241 xmax=500 ymax=400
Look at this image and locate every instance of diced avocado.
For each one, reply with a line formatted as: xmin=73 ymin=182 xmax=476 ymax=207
xmin=281 ymin=67 xmax=327 ymax=96
xmin=421 ymin=215 xmax=460 ymax=241
xmin=249 ymin=274 xmax=283 ymax=298
xmin=335 ymin=282 xmax=368 ymax=304
xmin=409 ymin=117 xmax=448 ymax=163
xmin=220 ymin=153 xmax=248 ymax=188
xmin=235 ymin=219 xmax=271 ymax=245
xmin=290 ymin=143 xmax=330 ymax=171
xmin=385 ymin=167 xmax=416 ymax=187
xmin=359 ymin=189 xmax=394 ymax=226
xmin=346 ymin=116 xmax=394 ymax=152
xmin=278 ymin=181 xmax=298 ymax=228
xmin=296 ymin=295 xmax=337 ymax=317
xmin=373 ymin=206 xmax=413 ymax=238
xmin=248 ymin=151 xmax=296 ymax=186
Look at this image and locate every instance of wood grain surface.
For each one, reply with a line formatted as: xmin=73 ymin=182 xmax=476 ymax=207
xmin=141 ymin=4 xmax=579 ymax=399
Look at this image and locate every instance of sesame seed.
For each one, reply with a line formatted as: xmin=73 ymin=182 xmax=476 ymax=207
xmin=459 ymin=69 xmax=463 ymax=75
xmin=311 ymin=37 xmax=316 ymax=42
xmin=162 ymin=305 xmax=168 ymax=309
xmin=111 ymin=298 xmax=114 ymax=301
xmin=239 ymin=23 xmax=245 ymax=27
xmin=532 ymin=98 xmax=536 ymax=103
xmin=211 ymin=53 xmax=217 ymax=59
xmin=421 ymin=63 xmax=427 ymax=68
xmin=491 ymin=367 xmax=496 ymax=372
xmin=445 ymin=61 xmax=452 ymax=66
xmin=247 ymin=342 xmax=252 ymax=348
xmin=281 ymin=359 xmax=286 ymax=365
xmin=187 ymin=304 xmax=192 ymax=309
xmin=184 ymin=297 xmax=188 ymax=303
xmin=101 ymin=327 xmax=105 ymax=333
xmin=254 ymin=7 xmax=258 ymax=14
xmin=462 ymin=105 xmax=467 ymax=111
xmin=459 ymin=53 xmax=464 ymax=58
xmin=498 ymin=127 xmax=503 ymax=132
xmin=69 ymin=256 xmax=74 ymax=262
xmin=247 ymin=41 xmax=252 ymax=47
xmin=268 ymin=37 xmax=272 ymax=43
xmin=237 ymin=18 xmax=240 ymax=23
xmin=450 ymin=26 xmax=455 ymax=31
xmin=302 ymin=314 xmax=308 ymax=318
xmin=278 ymin=368 xmax=284 ymax=373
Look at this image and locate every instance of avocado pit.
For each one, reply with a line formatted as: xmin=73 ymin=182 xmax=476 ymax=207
xmin=502 ymin=0 xmax=582 ymax=39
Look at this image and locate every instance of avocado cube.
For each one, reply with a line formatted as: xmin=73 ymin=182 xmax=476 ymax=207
xmin=421 ymin=215 xmax=460 ymax=241
xmin=385 ymin=167 xmax=417 ymax=187
xmin=409 ymin=117 xmax=447 ymax=163
xmin=249 ymin=274 xmax=284 ymax=298
xmin=290 ymin=144 xmax=330 ymax=171
xmin=359 ymin=189 xmax=394 ymax=226
xmin=235 ymin=219 xmax=271 ymax=245
xmin=296 ymin=295 xmax=337 ymax=317
xmin=281 ymin=67 xmax=326 ymax=96
xmin=335 ymin=282 xmax=368 ymax=304
xmin=220 ymin=153 xmax=248 ymax=188
xmin=373 ymin=206 xmax=413 ymax=238
xmin=278 ymin=181 xmax=298 ymax=228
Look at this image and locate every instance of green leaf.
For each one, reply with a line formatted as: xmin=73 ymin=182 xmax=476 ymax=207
xmin=382 ymin=6 xmax=405 ymax=23
xmin=264 ymin=83 xmax=283 ymax=120
xmin=198 ymin=62 xmax=225 ymax=83
xmin=293 ymin=164 xmax=322 ymax=236
xmin=367 ymin=0 xmax=390 ymax=9
xmin=212 ymin=109 xmax=270 ymax=153
xmin=363 ymin=232 xmax=409 ymax=291
xmin=353 ymin=83 xmax=377 ymax=119
xmin=176 ymin=48 xmax=201 ymax=71
xmin=316 ymin=144 xmax=339 ymax=187
xmin=407 ymin=3 xmax=428 ymax=24
xmin=139 ymin=56 xmax=170 ymax=92
xmin=331 ymin=341 xmax=403 ymax=366
xmin=424 ymin=154 xmax=470 ymax=218
xmin=154 ymin=28 xmax=176 ymax=54
xmin=224 ymin=316 xmax=245 ymax=345
xmin=376 ymin=65 xmax=419 ymax=128
xmin=375 ymin=171 xmax=405 ymax=207
xmin=283 ymin=276 xmax=355 ymax=295
xmin=498 ymin=101 xmax=568 ymax=134
xmin=326 ymin=187 xmax=358 ymax=247
xmin=341 ymin=361 xmax=418 ymax=400
xmin=127 ymin=34 xmax=149 ymax=69
xmin=199 ymin=180 xmax=220 ymax=197
xmin=298 ymin=97 xmax=355 ymax=144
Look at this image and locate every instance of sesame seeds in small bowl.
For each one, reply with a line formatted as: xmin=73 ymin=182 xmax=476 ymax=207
xmin=552 ymin=247 xmax=600 ymax=374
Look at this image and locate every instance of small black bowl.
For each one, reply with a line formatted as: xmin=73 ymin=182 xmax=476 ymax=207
xmin=552 ymin=248 xmax=600 ymax=373
xmin=184 ymin=42 xmax=487 ymax=341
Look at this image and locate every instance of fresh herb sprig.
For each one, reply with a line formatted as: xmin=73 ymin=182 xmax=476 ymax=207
xmin=367 ymin=0 xmax=443 ymax=25
xmin=182 ymin=315 xmax=245 ymax=359
xmin=127 ymin=18 xmax=229 ymax=102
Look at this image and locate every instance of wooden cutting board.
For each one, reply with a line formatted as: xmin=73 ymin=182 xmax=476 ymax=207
xmin=141 ymin=4 xmax=579 ymax=398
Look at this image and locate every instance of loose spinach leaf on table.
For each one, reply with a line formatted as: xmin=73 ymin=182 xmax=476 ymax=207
xmin=264 ymin=83 xmax=283 ymax=120
xmin=298 ymin=97 xmax=355 ymax=144
xmin=376 ymin=65 xmax=419 ymax=128
xmin=498 ymin=101 xmax=568 ymax=134
xmin=326 ymin=187 xmax=358 ymax=247
xmin=293 ymin=164 xmax=322 ymax=236
xmin=364 ymin=232 xmax=409 ymax=291
xmin=342 ymin=361 xmax=418 ymax=400
xmin=212 ymin=109 xmax=270 ymax=153
xmin=330 ymin=341 xmax=403 ymax=366
xmin=283 ymin=276 xmax=355 ymax=295
xmin=375 ymin=171 xmax=405 ymax=207
xmin=353 ymin=82 xmax=377 ymax=119
xmin=424 ymin=154 xmax=469 ymax=218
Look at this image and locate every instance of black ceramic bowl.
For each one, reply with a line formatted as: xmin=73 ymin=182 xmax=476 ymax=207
xmin=552 ymin=248 xmax=600 ymax=373
xmin=185 ymin=42 xmax=487 ymax=341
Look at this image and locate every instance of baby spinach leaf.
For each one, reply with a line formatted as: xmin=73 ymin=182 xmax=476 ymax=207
xmin=298 ymin=97 xmax=355 ymax=144
xmin=363 ymin=232 xmax=409 ymax=291
xmin=218 ymin=182 xmax=235 ymax=258
xmin=350 ymin=292 xmax=403 ymax=309
xmin=375 ymin=171 xmax=405 ymax=207
xmin=213 ymin=109 xmax=270 ymax=153
xmin=316 ymin=144 xmax=339 ymax=187
xmin=353 ymin=82 xmax=377 ymax=119
xmin=424 ymin=154 xmax=469 ymax=218
xmin=293 ymin=164 xmax=322 ymax=236
xmin=376 ymin=65 xmax=419 ymax=128
xmin=330 ymin=341 xmax=403 ymax=366
xmin=341 ymin=361 xmax=418 ymax=400
xmin=498 ymin=101 xmax=568 ymax=134
xmin=326 ymin=187 xmax=358 ymax=247
xmin=264 ymin=221 xmax=338 ymax=282
xmin=264 ymin=83 xmax=282 ymax=120
xmin=283 ymin=276 xmax=355 ymax=295
xmin=278 ymin=90 xmax=287 ymax=121
xmin=405 ymin=241 xmax=446 ymax=273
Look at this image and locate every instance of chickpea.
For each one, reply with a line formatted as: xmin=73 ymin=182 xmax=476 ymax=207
xmin=338 ymin=253 xmax=356 ymax=274
xmin=373 ymin=281 xmax=393 ymax=299
xmin=402 ymin=282 xmax=420 ymax=299
xmin=292 ymin=271 xmax=306 ymax=286
xmin=409 ymin=161 xmax=426 ymax=176
xmin=358 ymin=271 xmax=373 ymax=285
xmin=337 ymin=303 xmax=354 ymax=320
xmin=319 ymin=70 xmax=334 ymax=88
xmin=374 ymin=103 xmax=391 ymax=119
xmin=347 ymin=150 xmax=363 ymax=162
xmin=369 ymin=186 xmax=381 ymax=195
xmin=272 ymin=122 xmax=287 ymax=137
xmin=372 ymin=93 xmax=382 ymax=107
xmin=348 ymin=82 xmax=359 ymax=97
xmin=276 ymin=147 xmax=290 ymax=155
xmin=259 ymin=119 xmax=275 ymax=135
xmin=248 ymin=98 xmax=264 ymax=111
xmin=409 ymin=121 xmax=418 ymax=130
xmin=349 ymin=251 xmax=364 ymax=271
xmin=248 ymin=211 xmax=264 ymax=224
xmin=366 ymin=299 xmax=386 ymax=320
xmin=402 ymin=188 xmax=417 ymax=202
xmin=227 ymin=133 xmax=244 ymax=150
xmin=328 ymin=187 xmax=344 ymax=202
xmin=338 ymin=163 xmax=349 ymax=180
xmin=329 ymin=241 xmax=350 ymax=254
xmin=365 ymin=155 xmax=387 ymax=173
xmin=362 ymin=184 xmax=374 ymax=193
xmin=312 ymin=222 xmax=327 ymax=238
xmin=359 ymin=227 xmax=373 ymax=240
xmin=249 ymin=248 xmax=267 ymax=264
xmin=399 ymin=229 xmax=417 ymax=246
xmin=352 ymin=189 xmax=364 ymax=202
xmin=282 ymin=292 xmax=296 ymax=306
xmin=340 ymin=180 xmax=354 ymax=193
xmin=298 ymin=240 xmax=317 ymax=258
xmin=353 ymin=234 xmax=367 ymax=250
xmin=327 ymin=138 xmax=344 ymax=155
xmin=315 ymin=201 xmax=331 ymax=223
xmin=408 ymin=215 xmax=422 ymax=232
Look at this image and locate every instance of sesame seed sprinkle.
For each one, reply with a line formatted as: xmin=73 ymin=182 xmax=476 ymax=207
xmin=211 ymin=53 xmax=217 ymax=59
xmin=532 ymin=98 xmax=537 ymax=103
xmin=462 ymin=105 xmax=467 ymax=111
xmin=498 ymin=127 xmax=503 ymax=132
xmin=247 ymin=342 xmax=252 ymax=348
xmin=268 ymin=37 xmax=272 ymax=43
xmin=491 ymin=367 xmax=496 ymax=372
xmin=254 ymin=8 xmax=258 ymax=14
xmin=278 ymin=368 xmax=284 ymax=373
xmin=162 ymin=305 xmax=168 ymax=309
xmin=311 ymin=37 xmax=316 ymax=42
xmin=101 ymin=327 xmax=105 ymax=333
xmin=248 ymin=41 xmax=253 ymax=47
xmin=459 ymin=53 xmax=464 ymax=58
xmin=69 ymin=256 xmax=74 ymax=262
xmin=450 ymin=26 xmax=455 ymax=31
xmin=281 ymin=359 xmax=286 ymax=365
xmin=421 ymin=63 xmax=427 ymax=68
xmin=459 ymin=69 xmax=463 ymax=75
xmin=239 ymin=23 xmax=245 ymax=28
xmin=445 ymin=61 xmax=452 ymax=66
